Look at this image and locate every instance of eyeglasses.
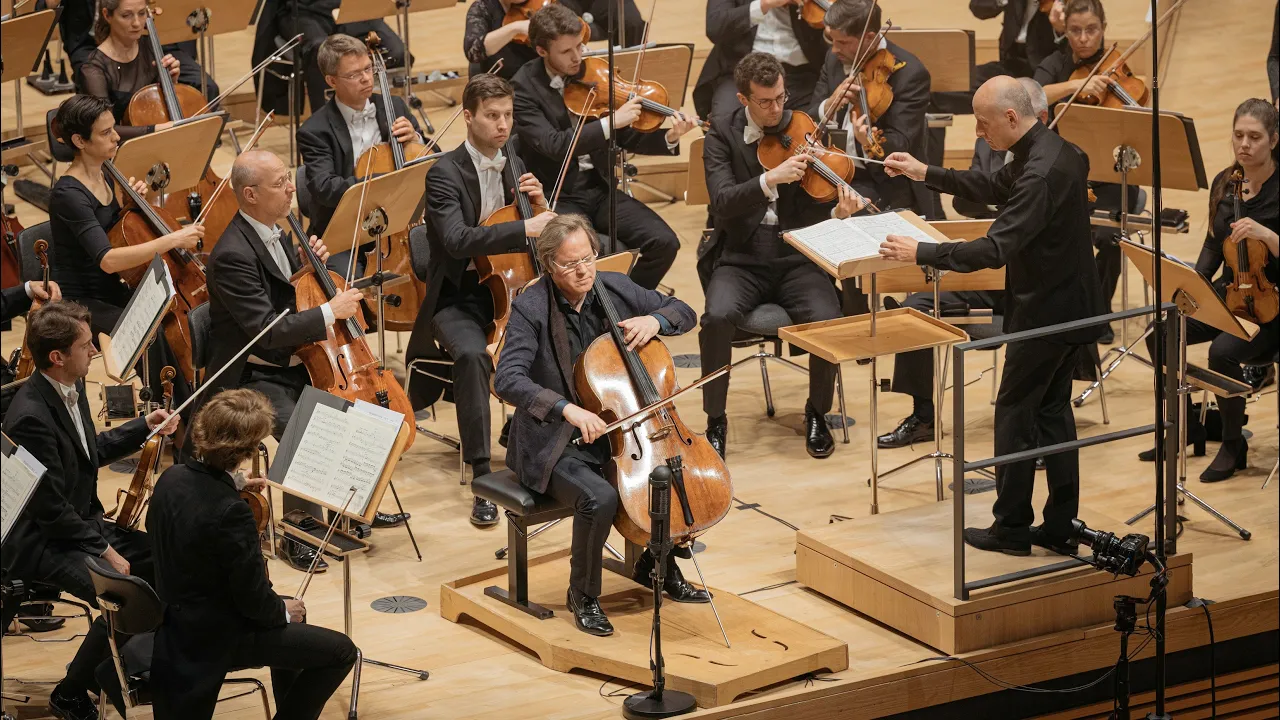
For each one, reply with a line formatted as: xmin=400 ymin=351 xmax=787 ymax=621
xmin=550 ymin=252 xmax=597 ymax=274
xmin=249 ymin=171 xmax=294 ymax=190
xmin=1066 ymin=24 xmax=1102 ymax=39
xmin=336 ymin=65 xmax=374 ymax=81
xmin=750 ymin=91 xmax=789 ymax=111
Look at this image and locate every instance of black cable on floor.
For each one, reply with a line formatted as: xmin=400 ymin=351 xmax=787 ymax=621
xmin=732 ymin=495 xmax=799 ymax=531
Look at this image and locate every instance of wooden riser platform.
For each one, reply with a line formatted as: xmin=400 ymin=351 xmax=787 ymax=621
xmin=796 ymin=498 xmax=1195 ymax=655
xmin=440 ymin=549 xmax=848 ymax=708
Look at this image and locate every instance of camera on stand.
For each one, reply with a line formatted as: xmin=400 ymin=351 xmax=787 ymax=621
xmin=1071 ymin=519 xmax=1152 ymax=577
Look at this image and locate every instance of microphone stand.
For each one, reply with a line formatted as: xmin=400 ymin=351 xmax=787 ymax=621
xmin=623 ymin=459 xmax=696 ymax=719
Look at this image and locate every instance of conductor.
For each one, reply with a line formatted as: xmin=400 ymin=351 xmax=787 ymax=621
xmin=877 ymin=76 xmax=1105 ymax=557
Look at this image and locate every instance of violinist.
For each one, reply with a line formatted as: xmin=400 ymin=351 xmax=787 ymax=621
xmin=699 ymin=52 xmax=861 ymax=460
xmin=969 ymin=0 xmax=1066 ymax=79
xmin=463 ymin=0 xmax=542 ymax=81
xmin=298 ymin=33 xmax=423 ymax=276
xmin=811 ymin=0 xmax=932 ymax=215
xmin=1136 ymin=99 xmax=1279 ymax=482
xmin=0 ymin=279 xmax=62 ymax=418
xmin=511 ymin=3 xmax=695 ymax=290
xmin=147 ymin=389 xmax=358 ymax=720
xmin=693 ymin=0 xmax=829 ymax=120
xmin=203 ymin=149 xmax=371 ymax=572
xmin=560 ymin=0 xmax=648 ymax=43
xmin=494 ymin=214 xmax=710 ymax=638
xmin=1 ymin=301 xmax=179 ymax=720
xmin=410 ymin=74 xmax=557 ymax=527
xmin=75 ymin=0 xmax=218 ymax=142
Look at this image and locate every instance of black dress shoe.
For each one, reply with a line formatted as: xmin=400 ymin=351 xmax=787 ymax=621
xmin=470 ymin=497 xmax=499 ymax=527
xmin=278 ymin=536 xmax=327 ymax=573
xmin=566 ymin=588 xmax=613 ymax=636
xmin=1138 ymin=425 xmax=1206 ymax=461
xmin=1098 ymin=324 xmax=1115 ymax=345
xmin=804 ymin=402 xmax=834 ymax=459
xmin=16 ymin=602 xmax=66 ymax=633
xmin=631 ymin=551 xmax=712 ymax=603
xmin=706 ymin=415 xmax=727 ymax=459
xmin=48 ymin=683 xmax=97 ymax=720
xmin=372 ymin=511 xmax=410 ymax=528
xmin=1200 ymin=439 xmax=1248 ymax=483
xmin=1030 ymin=525 xmax=1079 ymax=556
xmin=1243 ymin=363 xmax=1275 ymax=392
xmin=877 ymin=414 xmax=934 ymax=449
xmin=962 ymin=525 xmax=1031 ymax=556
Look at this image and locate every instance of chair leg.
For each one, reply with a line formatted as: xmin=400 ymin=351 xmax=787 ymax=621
xmin=990 ymin=348 xmax=1000 ymax=405
xmin=1095 ymin=356 xmax=1110 ymax=425
xmin=758 ymin=343 xmax=775 ymax=418
xmin=836 ymin=365 xmax=849 ymax=444
xmin=218 ymin=678 xmax=273 ymax=720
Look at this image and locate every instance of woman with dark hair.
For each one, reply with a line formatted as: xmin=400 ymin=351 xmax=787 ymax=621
xmin=1138 ymin=98 xmax=1279 ymax=481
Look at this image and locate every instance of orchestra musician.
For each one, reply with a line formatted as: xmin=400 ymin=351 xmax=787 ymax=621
xmin=410 ymin=74 xmax=558 ymax=527
xmin=879 ymin=76 xmax=1047 ymax=450
xmin=879 ymin=76 xmax=1105 ymax=557
xmin=1136 ymin=98 xmax=1278 ymax=482
xmin=811 ymin=0 xmax=933 ymax=215
xmin=1 ymin=301 xmax=179 ymax=720
xmin=494 ymin=214 xmax=711 ymax=637
xmin=147 ymin=389 xmax=358 ymax=720
xmin=298 ymin=34 xmax=424 ymax=277
xmin=510 ymin=3 xmax=696 ymax=291
xmin=693 ymin=0 xmax=829 ymax=120
xmin=463 ymin=0 xmax=541 ymax=81
xmin=969 ymin=0 xmax=1066 ymax=80
xmin=1 ymin=279 xmax=62 ymax=418
xmin=699 ymin=52 xmax=864 ymax=460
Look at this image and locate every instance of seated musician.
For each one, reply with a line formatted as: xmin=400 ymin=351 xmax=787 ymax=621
xmin=1 ymin=301 xmax=178 ymax=720
xmin=969 ymin=0 xmax=1065 ymax=80
xmin=560 ymin=0 xmax=649 ymax=43
xmin=298 ymin=33 xmax=423 ymax=277
xmin=878 ymin=76 xmax=1048 ymax=449
xmin=1 ymin=280 xmax=62 ymax=417
xmin=693 ymin=0 xmax=829 ymax=120
xmin=463 ymin=0 xmax=541 ymax=81
xmin=277 ymin=0 xmax=409 ymax=116
xmin=204 ymin=148 xmax=370 ymax=572
xmin=414 ymin=74 xmax=558 ymax=527
xmin=700 ymin=53 xmax=863 ymax=460
xmin=147 ymin=389 xmax=358 ymax=720
xmin=1136 ymin=98 xmax=1278 ymax=482
xmin=75 ymin=0 xmax=219 ymax=142
xmin=510 ymin=3 xmax=696 ymax=291
xmin=494 ymin=214 xmax=710 ymax=637
xmin=811 ymin=0 xmax=932 ymax=215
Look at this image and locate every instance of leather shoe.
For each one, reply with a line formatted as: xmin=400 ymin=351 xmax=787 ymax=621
xmin=1200 ymin=439 xmax=1247 ymax=483
xmin=706 ymin=415 xmax=726 ymax=459
xmin=470 ymin=497 xmax=499 ymax=527
xmin=278 ymin=536 xmax=327 ymax=573
xmin=566 ymin=587 xmax=613 ymax=636
xmin=962 ymin=525 xmax=1031 ymax=556
xmin=48 ymin=683 xmax=97 ymax=720
xmin=804 ymin=402 xmax=834 ymax=459
xmin=877 ymin=414 xmax=933 ymax=449
xmin=16 ymin=602 xmax=66 ymax=633
xmin=631 ymin=550 xmax=712 ymax=603
xmin=372 ymin=511 xmax=410 ymax=528
xmin=1138 ymin=424 xmax=1206 ymax=462
xmin=1098 ymin=324 xmax=1115 ymax=345
xmin=1030 ymin=525 xmax=1079 ymax=556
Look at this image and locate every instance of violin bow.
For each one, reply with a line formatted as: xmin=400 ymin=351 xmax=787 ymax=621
xmin=630 ymin=0 xmax=660 ymax=84
xmin=1110 ymin=0 xmax=1189 ymax=76
xmin=295 ymin=486 xmax=359 ymax=599
xmin=346 ymin=159 xmax=378 ymax=286
xmin=192 ymin=112 xmax=275 ymax=228
xmin=818 ymin=0 xmax=884 ymax=130
xmin=549 ymin=88 xmax=598 ymax=212
xmin=193 ymin=35 xmax=304 ymax=117
xmin=1047 ymin=42 xmax=1116 ymax=130
xmin=420 ymin=59 xmax=505 ymax=154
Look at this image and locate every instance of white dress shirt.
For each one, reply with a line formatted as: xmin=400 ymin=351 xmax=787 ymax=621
xmin=743 ymin=115 xmax=780 ymax=226
xmin=338 ymin=99 xmax=383 ymax=164
xmin=549 ymin=71 xmax=680 ymax=173
xmin=239 ymin=211 xmax=335 ymax=367
xmin=464 ymin=140 xmax=507 ymax=219
xmin=41 ymin=373 xmax=90 ymax=457
xmin=749 ymin=0 xmax=806 ymax=68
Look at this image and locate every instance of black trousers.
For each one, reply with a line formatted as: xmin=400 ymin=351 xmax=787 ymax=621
xmin=890 ymin=291 xmax=1002 ymax=401
xmin=542 ymin=455 xmax=619 ymax=598
xmin=991 ymin=339 xmax=1081 ymax=540
xmin=240 ymin=363 xmax=318 ymax=517
xmin=708 ymin=62 xmax=818 ymax=124
xmin=559 ymin=190 xmax=679 ymax=291
xmin=276 ymin=13 xmax=407 ymax=114
xmin=699 ymin=245 xmax=842 ymax=418
xmin=432 ymin=290 xmax=495 ymax=465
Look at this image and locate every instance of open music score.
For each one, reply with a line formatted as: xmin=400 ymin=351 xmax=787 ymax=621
xmin=2 ymin=433 xmax=46 ymax=544
xmin=784 ymin=210 xmax=943 ymax=278
xmin=100 ymin=255 xmax=175 ymax=383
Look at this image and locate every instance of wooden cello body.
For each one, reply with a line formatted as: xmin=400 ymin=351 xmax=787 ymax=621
xmin=478 ymin=142 xmax=547 ymax=346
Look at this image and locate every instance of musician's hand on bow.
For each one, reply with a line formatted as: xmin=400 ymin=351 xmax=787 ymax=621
xmin=827 ymin=77 xmax=860 ymax=114
xmin=30 ymin=280 xmax=62 ymax=302
xmin=618 ymin=315 xmax=661 ymax=351
xmin=665 ymin=111 xmax=699 ymax=144
xmin=833 ymin=184 xmax=867 ymax=219
xmin=167 ymin=224 xmax=204 ymax=251
xmin=1230 ymin=217 xmax=1280 ymax=256
xmin=563 ymin=403 xmax=608 ymax=444
xmin=612 ymin=96 xmax=644 ymax=129
xmin=882 ymin=152 xmax=927 ymax=181
xmin=329 ymin=289 xmax=364 ymax=320
xmin=284 ymin=598 xmax=307 ymax=623
xmin=304 ymin=235 xmax=330 ymax=263
xmin=146 ymin=409 xmax=181 ymax=436
xmin=879 ymin=234 xmax=919 ymax=263
xmin=1079 ymin=74 xmax=1110 ymax=100
xmin=241 ymin=476 xmax=269 ymax=494
xmin=160 ymin=54 xmax=180 ymax=80
xmin=765 ymin=152 xmax=810 ymax=186
xmin=391 ymin=116 xmax=418 ymax=144
xmin=1048 ymin=0 xmax=1067 ymax=33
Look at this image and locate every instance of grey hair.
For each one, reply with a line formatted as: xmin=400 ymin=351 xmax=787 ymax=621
xmin=1017 ymin=77 xmax=1049 ymax=118
xmin=992 ymin=77 xmax=1036 ymax=120
xmin=535 ymin=214 xmax=598 ymax=271
xmin=229 ymin=149 xmax=276 ymax=198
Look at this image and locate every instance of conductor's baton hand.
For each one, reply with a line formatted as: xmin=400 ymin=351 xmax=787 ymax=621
xmin=882 ymin=152 xmax=927 ymax=181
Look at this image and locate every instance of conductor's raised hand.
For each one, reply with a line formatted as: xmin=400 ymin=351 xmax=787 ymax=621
xmin=882 ymin=152 xmax=927 ymax=181
xmin=765 ymin=152 xmax=810 ymax=186
xmin=617 ymin=315 xmax=660 ymax=351
xmin=563 ymin=403 xmax=609 ymax=444
xmin=328 ymin=288 xmax=364 ymax=320
xmin=878 ymin=234 xmax=919 ymax=263
xmin=304 ymin=235 xmax=329 ymax=264
xmin=391 ymin=116 xmax=418 ymax=144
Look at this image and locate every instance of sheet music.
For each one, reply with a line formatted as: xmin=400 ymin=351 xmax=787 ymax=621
xmin=2 ymin=442 xmax=46 ymax=544
xmin=281 ymin=403 xmax=350 ymax=505
xmin=844 ymin=212 xmax=939 ymax=246
xmin=279 ymin=402 xmax=400 ymax=515
xmin=108 ymin=258 xmax=175 ymax=378
xmin=786 ymin=219 xmax=882 ymax=268
xmin=339 ymin=409 xmax=400 ymax=511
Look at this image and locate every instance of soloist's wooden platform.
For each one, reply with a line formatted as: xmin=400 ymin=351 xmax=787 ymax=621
xmin=440 ymin=549 xmax=848 ymax=708
xmin=797 ymin=498 xmax=1195 ymax=654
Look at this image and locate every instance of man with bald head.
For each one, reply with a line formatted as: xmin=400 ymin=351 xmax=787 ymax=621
xmin=204 ymin=149 xmax=365 ymax=571
xmin=878 ymin=75 xmax=1105 ymax=557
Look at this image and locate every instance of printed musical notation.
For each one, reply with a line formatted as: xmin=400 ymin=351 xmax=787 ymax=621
xmin=279 ymin=401 xmax=400 ymax=515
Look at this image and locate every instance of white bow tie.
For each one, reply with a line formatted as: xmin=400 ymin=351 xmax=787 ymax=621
xmin=354 ymin=102 xmax=377 ymax=122
xmin=267 ymin=227 xmax=282 ymax=243
xmin=743 ymin=124 xmax=764 ymax=145
xmin=476 ymin=155 xmax=506 ymax=174
xmin=549 ymin=75 xmax=565 ymax=91
xmin=61 ymin=385 xmax=78 ymax=407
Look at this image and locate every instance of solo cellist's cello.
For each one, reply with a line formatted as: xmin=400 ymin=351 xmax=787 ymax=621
xmin=478 ymin=141 xmax=548 ymax=347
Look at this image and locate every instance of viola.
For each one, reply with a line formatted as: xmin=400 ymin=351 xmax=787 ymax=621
xmin=478 ymin=141 xmax=548 ymax=347
xmin=11 ymin=238 xmax=50 ymax=384
xmin=800 ymin=0 xmax=831 ymax=29
xmin=563 ymin=57 xmax=708 ymax=134
xmin=757 ymin=110 xmax=872 ymax=209
xmin=1222 ymin=169 xmax=1279 ymax=325
xmin=571 ymin=277 xmax=732 ymax=548
xmin=1069 ymin=46 xmax=1147 ymax=108
xmin=124 ymin=11 xmax=237 ymax=251
xmin=111 ymin=365 xmax=176 ymax=531
xmin=287 ymin=212 xmax=416 ymax=448
xmin=847 ymin=47 xmax=903 ymax=159
xmin=104 ymin=160 xmax=207 ymax=383
xmin=504 ymin=0 xmax=590 ymax=45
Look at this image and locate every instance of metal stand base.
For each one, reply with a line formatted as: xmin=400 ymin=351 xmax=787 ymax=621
xmin=622 ymin=690 xmax=697 ymax=719
xmin=337 ymin=557 xmax=428 ymax=720
xmin=1125 ymin=483 xmax=1251 ymax=540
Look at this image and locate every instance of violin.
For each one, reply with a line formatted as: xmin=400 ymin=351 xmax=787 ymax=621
xmin=287 ymin=212 xmax=416 ymax=448
xmin=504 ymin=0 xmax=591 ymax=45
xmin=1222 ymin=169 xmax=1279 ymax=325
xmin=11 ymin=239 xmax=50 ymax=384
xmin=478 ymin=141 xmax=548 ymax=347
xmin=1068 ymin=46 xmax=1147 ymax=108
xmin=104 ymin=160 xmax=207 ymax=383
xmin=757 ymin=110 xmax=873 ymax=209
xmin=124 ymin=10 xmax=237 ymax=250
xmin=1 ymin=168 xmax=21 ymax=290
xmin=237 ymin=444 xmax=272 ymax=578
xmin=572 ymin=277 xmax=732 ymax=547
xmin=800 ymin=0 xmax=831 ymax=29
xmin=849 ymin=47 xmax=903 ymax=159
xmin=111 ymin=365 xmax=176 ymax=531
xmin=563 ymin=57 xmax=708 ymax=134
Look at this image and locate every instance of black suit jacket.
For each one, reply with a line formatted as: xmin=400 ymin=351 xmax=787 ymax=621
xmin=149 ymin=460 xmax=286 ymax=711
xmin=205 ymin=213 xmax=328 ymax=393
xmin=810 ymin=42 xmax=933 ymax=214
xmin=2 ymin=373 xmax=149 ymax=578
xmin=692 ymin=0 xmax=829 ymax=117
xmin=297 ymin=93 xmax=422 ymax=239
xmin=511 ymin=58 xmax=678 ymax=207
xmin=494 ymin=272 xmax=696 ymax=492
xmin=970 ymin=0 xmax=1061 ymax=75
xmin=1 ymin=284 xmax=32 ymax=323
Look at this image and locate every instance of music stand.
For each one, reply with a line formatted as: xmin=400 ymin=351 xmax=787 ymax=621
xmin=1119 ymin=240 xmax=1252 ymax=542
xmin=1058 ymin=104 xmax=1208 ymax=408
xmin=149 ymin=0 xmax=259 ymax=100
xmin=1 ymin=9 xmax=56 ymax=138
xmin=113 ymin=115 xmax=224 ymax=199
xmin=885 ymin=29 xmax=974 ymax=94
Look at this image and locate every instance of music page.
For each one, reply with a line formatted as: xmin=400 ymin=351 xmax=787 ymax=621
xmin=2 ymin=442 xmax=46 ymax=543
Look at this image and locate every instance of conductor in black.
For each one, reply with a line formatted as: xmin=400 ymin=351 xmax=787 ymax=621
xmin=878 ymin=76 xmax=1105 ymax=557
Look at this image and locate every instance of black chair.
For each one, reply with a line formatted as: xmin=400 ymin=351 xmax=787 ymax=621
xmin=84 ymin=555 xmax=272 ymax=719
xmin=17 ymin=221 xmax=52 ymax=283
xmin=45 ymin=109 xmax=76 ymax=164
xmin=3 ymin=580 xmax=94 ymax=641
xmin=187 ymin=301 xmax=212 ymax=387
